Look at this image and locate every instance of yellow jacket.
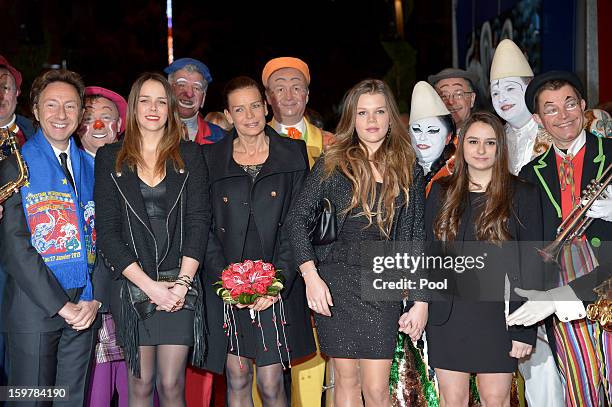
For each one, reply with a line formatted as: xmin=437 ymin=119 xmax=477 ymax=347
xmin=269 ymin=117 xmax=334 ymax=168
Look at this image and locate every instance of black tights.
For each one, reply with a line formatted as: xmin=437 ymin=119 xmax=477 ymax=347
xmin=127 ymin=344 xmax=189 ymax=407
xmin=225 ymin=353 xmax=286 ymax=407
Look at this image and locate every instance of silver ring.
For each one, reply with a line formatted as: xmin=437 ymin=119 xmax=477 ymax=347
xmin=312 ymin=304 xmax=318 ymax=308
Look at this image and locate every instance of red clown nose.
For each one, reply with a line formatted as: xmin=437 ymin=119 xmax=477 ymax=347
xmin=93 ymin=119 xmax=105 ymax=130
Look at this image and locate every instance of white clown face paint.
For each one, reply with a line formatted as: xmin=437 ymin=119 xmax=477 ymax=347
xmin=77 ymin=96 xmax=120 ymax=155
xmin=490 ymin=76 xmax=532 ymax=128
xmin=171 ymin=68 xmax=206 ymax=119
xmin=409 ymin=116 xmax=451 ymax=171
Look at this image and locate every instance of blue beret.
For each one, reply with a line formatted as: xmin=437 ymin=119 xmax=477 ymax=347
xmin=164 ymin=58 xmax=212 ymax=84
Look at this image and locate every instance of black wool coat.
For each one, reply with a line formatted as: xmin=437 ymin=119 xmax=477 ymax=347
xmin=425 ymin=178 xmax=543 ymax=346
xmin=200 ymin=126 xmax=316 ymax=374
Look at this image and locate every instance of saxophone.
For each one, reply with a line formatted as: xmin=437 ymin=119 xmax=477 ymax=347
xmin=586 ymin=277 xmax=612 ymax=332
xmin=0 ymin=126 xmax=29 ymax=203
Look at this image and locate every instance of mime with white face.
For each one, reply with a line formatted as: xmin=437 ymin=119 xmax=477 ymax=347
xmin=489 ymin=39 xmax=550 ymax=175
xmin=408 ymin=81 xmax=456 ymax=193
xmin=410 ymin=115 xmax=452 ymax=175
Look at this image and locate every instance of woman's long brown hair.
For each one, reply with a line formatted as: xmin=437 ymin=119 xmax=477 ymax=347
xmin=324 ymin=79 xmax=417 ymax=238
xmin=115 ymin=72 xmax=184 ymax=175
xmin=434 ymin=111 xmax=515 ymax=242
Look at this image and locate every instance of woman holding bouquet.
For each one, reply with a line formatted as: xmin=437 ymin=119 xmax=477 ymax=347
xmin=201 ymin=76 xmax=315 ymax=406
xmin=286 ymin=79 xmax=429 ymax=406
xmin=94 ymin=72 xmax=209 ymax=406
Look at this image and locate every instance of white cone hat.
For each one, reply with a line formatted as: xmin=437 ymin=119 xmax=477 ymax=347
xmin=490 ymin=39 xmax=533 ymax=81
xmin=409 ymin=81 xmax=450 ymax=124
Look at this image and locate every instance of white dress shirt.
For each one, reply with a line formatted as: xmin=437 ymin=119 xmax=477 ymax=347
xmin=552 ymin=129 xmax=586 ymax=158
xmin=506 ymin=118 xmax=539 ymax=175
xmin=272 ymin=118 xmax=306 ymax=136
xmin=549 ymin=129 xmax=588 ymax=320
xmin=51 ymin=140 xmax=76 ymax=195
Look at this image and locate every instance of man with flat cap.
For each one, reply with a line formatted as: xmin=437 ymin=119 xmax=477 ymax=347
xmin=428 ymin=67 xmax=478 ymax=131
xmin=516 ymin=70 xmax=612 ymax=406
xmin=262 ymin=56 xmax=334 ymax=168
xmin=165 ymin=57 xmax=226 ymax=145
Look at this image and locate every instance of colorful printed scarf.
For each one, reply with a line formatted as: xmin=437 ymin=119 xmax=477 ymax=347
xmin=19 ymin=129 xmax=96 ymax=300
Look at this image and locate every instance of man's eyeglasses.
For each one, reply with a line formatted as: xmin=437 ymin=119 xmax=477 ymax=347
xmin=439 ymin=90 xmax=473 ymax=102
xmin=542 ymin=100 xmax=579 ymax=116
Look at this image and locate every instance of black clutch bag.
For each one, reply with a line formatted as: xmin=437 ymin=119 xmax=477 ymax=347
xmin=158 ymin=269 xmax=199 ymax=312
xmin=308 ymin=198 xmax=338 ymax=246
xmin=127 ymin=268 xmax=199 ymax=320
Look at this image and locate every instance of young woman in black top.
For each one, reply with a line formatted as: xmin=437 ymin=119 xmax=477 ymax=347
xmin=95 ymin=72 xmax=209 ymax=406
xmin=426 ymin=111 xmax=542 ymax=406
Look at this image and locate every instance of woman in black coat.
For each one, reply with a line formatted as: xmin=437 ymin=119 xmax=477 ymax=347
xmin=201 ymin=76 xmax=315 ymax=406
xmin=425 ymin=111 xmax=542 ymax=406
xmin=95 ymin=73 xmax=209 ymax=406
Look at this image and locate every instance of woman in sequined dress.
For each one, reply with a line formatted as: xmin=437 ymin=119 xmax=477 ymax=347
xmin=286 ymin=79 xmax=429 ymax=406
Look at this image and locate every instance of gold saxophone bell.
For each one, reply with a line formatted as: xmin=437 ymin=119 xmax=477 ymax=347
xmin=604 ymin=316 xmax=612 ymax=332
xmin=587 ymin=278 xmax=612 ymax=332
xmin=0 ymin=126 xmax=29 ymax=203
xmin=587 ymin=302 xmax=600 ymax=320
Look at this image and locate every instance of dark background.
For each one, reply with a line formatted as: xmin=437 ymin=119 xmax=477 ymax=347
xmin=1 ymin=0 xmax=453 ymax=129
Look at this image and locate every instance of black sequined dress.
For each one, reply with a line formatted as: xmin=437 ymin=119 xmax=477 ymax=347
xmin=315 ymin=184 xmax=402 ymax=359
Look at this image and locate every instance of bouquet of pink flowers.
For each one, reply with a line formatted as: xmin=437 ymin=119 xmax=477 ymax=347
xmin=214 ymin=260 xmax=284 ymax=305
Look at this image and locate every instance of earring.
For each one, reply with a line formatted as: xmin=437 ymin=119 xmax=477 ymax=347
xmin=386 ymin=125 xmax=392 ymax=138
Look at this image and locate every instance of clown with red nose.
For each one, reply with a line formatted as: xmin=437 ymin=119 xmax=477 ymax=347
xmin=77 ymin=86 xmax=127 ymax=156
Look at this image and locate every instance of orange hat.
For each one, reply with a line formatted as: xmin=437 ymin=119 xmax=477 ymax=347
xmin=262 ymin=57 xmax=310 ymax=86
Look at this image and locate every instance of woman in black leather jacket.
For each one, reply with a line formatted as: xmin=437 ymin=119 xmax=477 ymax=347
xmin=95 ymin=72 xmax=209 ymax=406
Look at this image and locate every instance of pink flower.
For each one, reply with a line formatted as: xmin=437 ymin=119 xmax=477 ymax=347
xmin=218 ymin=260 xmax=280 ymax=303
xmin=253 ymin=282 xmax=268 ymax=295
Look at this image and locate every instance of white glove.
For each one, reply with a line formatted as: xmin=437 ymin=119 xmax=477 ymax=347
xmin=586 ymin=186 xmax=612 ymax=222
xmin=506 ymin=288 xmax=556 ymax=326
